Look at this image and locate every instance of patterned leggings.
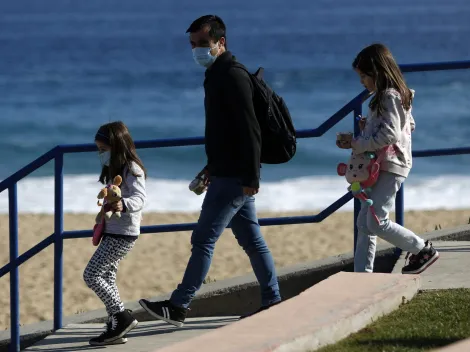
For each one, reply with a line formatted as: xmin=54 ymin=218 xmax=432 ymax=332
xmin=83 ymin=235 xmax=136 ymax=316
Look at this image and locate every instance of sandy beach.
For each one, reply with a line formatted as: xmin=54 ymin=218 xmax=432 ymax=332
xmin=1 ymin=209 xmax=469 ymax=330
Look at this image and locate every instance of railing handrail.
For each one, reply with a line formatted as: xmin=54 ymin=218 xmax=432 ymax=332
xmin=0 ymin=90 xmax=368 ymax=193
xmin=0 ymin=147 xmax=57 ymax=194
xmin=2 ymin=58 xmax=470 ymax=194
xmin=2 ymin=143 xmax=470 ymax=280
xmin=4 ymin=58 xmax=470 ymax=352
xmin=399 ymin=60 xmax=470 ymax=72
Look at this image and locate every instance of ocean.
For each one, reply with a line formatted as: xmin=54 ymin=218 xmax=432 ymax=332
xmin=1 ymin=0 xmax=470 ymax=214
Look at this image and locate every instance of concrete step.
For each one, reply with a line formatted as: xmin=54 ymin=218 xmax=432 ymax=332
xmin=392 ymin=241 xmax=470 ymax=290
xmin=24 ymin=317 xmax=238 ymax=352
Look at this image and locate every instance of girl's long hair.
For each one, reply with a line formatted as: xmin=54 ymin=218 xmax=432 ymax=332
xmin=353 ymin=43 xmax=412 ymax=116
xmin=96 ymin=121 xmax=147 ymax=184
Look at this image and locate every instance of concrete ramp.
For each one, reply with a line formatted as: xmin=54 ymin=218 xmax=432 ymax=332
xmin=151 ymin=272 xmax=420 ymax=352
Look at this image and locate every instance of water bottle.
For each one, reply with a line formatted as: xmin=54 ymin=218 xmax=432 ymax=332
xmin=189 ymin=174 xmax=207 ymax=195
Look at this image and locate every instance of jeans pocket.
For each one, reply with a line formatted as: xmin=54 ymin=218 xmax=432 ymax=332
xmin=231 ymin=181 xmax=245 ymax=208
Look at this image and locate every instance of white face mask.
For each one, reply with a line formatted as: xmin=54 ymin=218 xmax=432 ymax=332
xmin=99 ymin=151 xmax=110 ymax=167
xmin=192 ymin=44 xmax=219 ymax=68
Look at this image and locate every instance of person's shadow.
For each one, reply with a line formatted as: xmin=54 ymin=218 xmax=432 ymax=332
xmin=24 ymin=317 xmax=239 ymax=351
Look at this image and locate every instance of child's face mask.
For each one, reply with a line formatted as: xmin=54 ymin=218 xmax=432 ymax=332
xmin=99 ymin=150 xmax=110 ymax=167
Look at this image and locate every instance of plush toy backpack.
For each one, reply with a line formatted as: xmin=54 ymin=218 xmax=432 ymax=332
xmin=337 ymin=149 xmax=386 ymax=224
xmin=92 ymin=175 xmax=123 ymax=246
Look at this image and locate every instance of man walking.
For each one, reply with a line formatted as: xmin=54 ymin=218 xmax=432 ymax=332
xmin=139 ymin=14 xmax=281 ymax=327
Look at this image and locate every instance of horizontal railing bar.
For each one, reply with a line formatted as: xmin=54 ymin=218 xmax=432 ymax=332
xmin=400 ymin=60 xmax=470 ymax=73
xmin=0 ymin=234 xmax=55 ymax=278
xmin=63 ymin=192 xmax=353 ymax=239
xmin=0 ymin=148 xmax=57 ymax=194
xmin=413 ymin=146 xmax=470 ymax=158
xmin=315 ymin=192 xmax=354 ymax=222
xmin=1 ymin=59 xmax=469 ymax=191
xmin=59 ymin=91 xmax=368 ymax=154
xmin=3 ymin=59 xmax=470 ymax=351
xmin=297 ymin=91 xmax=369 ymax=139
xmin=3 ymin=59 xmax=470 ymax=275
xmin=58 ymin=136 xmax=206 ymax=154
xmin=6 ymin=145 xmax=470 ymax=245
xmin=58 ymin=94 xmax=366 ymax=154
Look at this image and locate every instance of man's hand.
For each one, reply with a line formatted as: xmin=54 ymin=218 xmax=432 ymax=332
xmin=198 ymin=167 xmax=211 ymax=186
xmin=111 ymin=200 xmax=124 ymax=212
xmin=243 ymin=187 xmax=259 ymax=196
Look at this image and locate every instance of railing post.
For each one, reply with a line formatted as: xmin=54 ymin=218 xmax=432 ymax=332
xmin=54 ymin=151 xmax=64 ymax=331
xmin=393 ymin=183 xmax=405 ymax=258
xmin=353 ymin=102 xmax=362 ymax=256
xmin=9 ymin=185 xmax=20 ymax=352
xmin=395 ymin=183 xmax=404 ymax=226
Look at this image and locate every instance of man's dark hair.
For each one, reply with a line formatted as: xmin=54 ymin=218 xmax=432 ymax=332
xmin=186 ymin=15 xmax=227 ymax=48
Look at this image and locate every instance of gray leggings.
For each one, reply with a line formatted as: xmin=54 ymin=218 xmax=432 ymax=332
xmin=354 ymin=171 xmax=425 ymax=272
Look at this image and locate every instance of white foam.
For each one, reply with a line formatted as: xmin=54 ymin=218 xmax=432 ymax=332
xmin=0 ymin=174 xmax=469 ymax=214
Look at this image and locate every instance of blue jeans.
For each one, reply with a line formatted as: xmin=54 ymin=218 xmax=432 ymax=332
xmin=170 ymin=177 xmax=281 ymax=308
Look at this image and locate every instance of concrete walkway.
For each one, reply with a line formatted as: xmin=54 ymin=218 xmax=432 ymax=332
xmin=24 ymin=317 xmax=238 ymax=351
xmin=432 ymin=338 xmax=470 ymax=351
xmin=22 ymin=240 xmax=470 ymax=352
xmin=24 ymin=272 xmax=420 ymax=352
xmin=392 ymin=241 xmax=470 ymax=289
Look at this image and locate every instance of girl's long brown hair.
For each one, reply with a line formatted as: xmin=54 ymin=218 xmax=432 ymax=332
xmin=96 ymin=121 xmax=147 ymax=184
xmin=353 ymin=43 xmax=413 ymax=116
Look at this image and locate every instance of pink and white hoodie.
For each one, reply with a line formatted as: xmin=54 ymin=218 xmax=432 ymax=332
xmin=352 ymin=88 xmax=416 ymax=178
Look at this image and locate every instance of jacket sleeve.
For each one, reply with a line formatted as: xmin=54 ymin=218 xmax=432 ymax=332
xmin=121 ymin=164 xmax=146 ymax=213
xmin=351 ymin=92 xmax=402 ymax=154
xmin=224 ymin=67 xmax=261 ymax=188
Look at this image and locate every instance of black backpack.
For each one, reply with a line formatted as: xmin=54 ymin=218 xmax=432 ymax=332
xmin=234 ymin=64 xmax=297 ymax=164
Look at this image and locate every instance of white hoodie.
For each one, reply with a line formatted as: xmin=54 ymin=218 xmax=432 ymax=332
xmin=351 ymin=88 xmax=415 ymax=178
xmin=104 ymin=162 xmax=146 ymax=237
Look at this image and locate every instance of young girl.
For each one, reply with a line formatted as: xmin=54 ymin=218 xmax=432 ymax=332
xmin=83 ymin=121 xmax=147 ymax=346
xmin=337 ymin=43 xmax=439 ymax=274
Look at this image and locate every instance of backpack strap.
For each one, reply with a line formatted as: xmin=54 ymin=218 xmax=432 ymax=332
xmin=254 ymin=67 xmax=264 ymax=79
xmin=232 ymin=62 xmax=264 ymax=82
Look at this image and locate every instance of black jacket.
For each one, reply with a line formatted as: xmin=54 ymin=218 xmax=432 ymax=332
xmin=203 ymin=51 xmax=261 ymax=188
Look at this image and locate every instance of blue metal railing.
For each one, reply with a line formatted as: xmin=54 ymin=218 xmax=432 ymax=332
xmin=1 ymin=60 xmax=470 ymax=352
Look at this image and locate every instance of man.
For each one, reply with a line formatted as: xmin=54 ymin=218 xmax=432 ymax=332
xmin=139 ymin=15 xmax=281 ymax=327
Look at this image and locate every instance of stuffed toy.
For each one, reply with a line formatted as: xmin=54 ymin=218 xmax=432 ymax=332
xmin=96 ymin=175 xmax=123 ymax=220
xmin=92 ymin=175 xmax=122 ymax=246
xmin=337 ymin=150 xmax=385 ymax=224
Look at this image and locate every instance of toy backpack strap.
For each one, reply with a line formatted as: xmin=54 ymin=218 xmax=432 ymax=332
xmin=375 ymin=146 xmax=389 ymax=164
